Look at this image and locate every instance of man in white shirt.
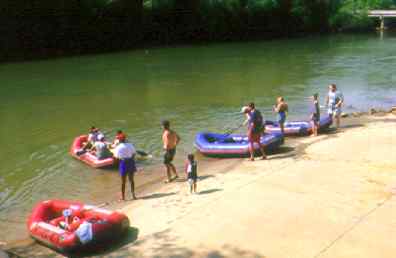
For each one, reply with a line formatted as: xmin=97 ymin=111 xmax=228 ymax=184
xmin=113 ymin=136 xmax=137 ymax=201
xmin=326 ymin=84 xmax=344 ymax=130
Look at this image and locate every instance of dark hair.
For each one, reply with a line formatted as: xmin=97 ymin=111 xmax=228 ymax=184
xmin=248 ymin=102 xmax=255 ymax=109
xmin=313 ymin=93 xmax=318 ymax=99
xmin=117 ymin=130 xmax=123 ymax=134
xmin=162 ymin=120 xmax=170 ymax=129
xmin=187 ymin=154 xmax=194 ymax=162
xmin=90 ymin=126 xmax=96 ymax=130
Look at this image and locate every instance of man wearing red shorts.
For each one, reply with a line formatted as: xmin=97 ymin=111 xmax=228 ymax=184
xmin=247 ymin=102 xmax=266 ymax=161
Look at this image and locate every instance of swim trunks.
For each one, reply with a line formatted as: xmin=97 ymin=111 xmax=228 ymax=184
xmin=163 ymin=148 xmax=176 ymax=165
xmin=119 ymin=158 xmax=136 ymax=177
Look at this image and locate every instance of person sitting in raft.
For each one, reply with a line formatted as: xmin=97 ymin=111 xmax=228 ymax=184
xmin=310 ymin=93 xmax=320 ymax=137
xmin=83 ymin=126 xmax=101 ymax=151
xmin=273 ymin=97 xmax=288 ymax=134
xmin=91 ymin=134 xmax=113 ymax=160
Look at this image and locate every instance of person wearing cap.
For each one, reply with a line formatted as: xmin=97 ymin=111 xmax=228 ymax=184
xmin=241 ymin=106 xmax=251 ymax=126
xmin=162 ymin=120 xmax=180 ymax=183
xmin=310 ymin=93 xmax=320 ymax=136
xmin=247 ymin=102 xmax=266 ymax=161
xmin=91 ymin=134 xmax=112 ymax=160
xmin=112 ymin=130 xmax=127 ymax=148
xmin=113 ymin=136 xmax=137 ymax=201
xmin=326 ymin=84 xmax=344 ymax=130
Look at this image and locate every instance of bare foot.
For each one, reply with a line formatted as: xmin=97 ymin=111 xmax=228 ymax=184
xmin=248 ymin=158 xmax=255 ymax=161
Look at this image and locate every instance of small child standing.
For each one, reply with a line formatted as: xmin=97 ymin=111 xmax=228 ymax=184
xmin=310 ymin=93 xmax=320 ymax=136
xmin=185 ymin=154 xmax=198 ymax=194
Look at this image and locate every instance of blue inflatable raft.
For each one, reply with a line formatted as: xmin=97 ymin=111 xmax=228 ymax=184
xmin=265 ymin=116 xmax=332 ymax=135
xmin=194 ymin=132 xmax=284 ymax=157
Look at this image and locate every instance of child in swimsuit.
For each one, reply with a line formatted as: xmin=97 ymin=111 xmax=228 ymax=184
xmin=185 ymin=154 xmax=198 ymax=194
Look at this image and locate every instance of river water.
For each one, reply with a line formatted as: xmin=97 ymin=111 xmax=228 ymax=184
xmin=0 ymin=33 xmax=395 ymax=242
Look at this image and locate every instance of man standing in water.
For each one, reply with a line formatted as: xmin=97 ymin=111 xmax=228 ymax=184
xmin=247 ymin=102 xmax=266 ymax=161
xmin=326 ymin=84 xmax=344 ymax=130
xmin=113 ymin=135 xmax=137 ymax=201
xmin=162 ymin=120 xmax=180 ymax=183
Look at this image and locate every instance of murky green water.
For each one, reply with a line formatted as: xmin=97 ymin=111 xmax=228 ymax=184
xmin=1 ymin=33 xmax=395 ymax=241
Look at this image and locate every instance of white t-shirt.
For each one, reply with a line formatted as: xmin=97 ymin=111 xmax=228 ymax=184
xmin=328 ymin=91 xmax=344 ymax=106
xmin=113 ymin=142 xmax=136 ymax=159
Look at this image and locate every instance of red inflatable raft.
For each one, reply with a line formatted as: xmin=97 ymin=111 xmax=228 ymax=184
xmin=70 ymin=135 xmax=114 ymax=168
xmin=27 ymin=200 xmax=130 ymax=252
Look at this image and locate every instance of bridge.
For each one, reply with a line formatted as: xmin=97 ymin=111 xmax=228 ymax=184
xmin=368 ymin=10 xmax=396 ymax=30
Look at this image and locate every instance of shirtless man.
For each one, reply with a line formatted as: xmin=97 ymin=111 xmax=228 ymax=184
xmin=273 ymin=97 xmax=289 ymax=134
xmin=162 ymin=120 xmax=180 ymax=183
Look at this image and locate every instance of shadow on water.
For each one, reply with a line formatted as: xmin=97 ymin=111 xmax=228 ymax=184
xmin=198 ymin=188 xmax=223 ymax=195
xmin=139 ymin=192 xmax=176 ymax=200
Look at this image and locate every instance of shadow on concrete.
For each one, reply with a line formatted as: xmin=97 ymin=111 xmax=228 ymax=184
xmin=198 ymin=175 xmax=216 ymax=181
xmin=72 ymin=226 xmax=139 ymax=257
xmin=198 ymin=188 xmax=223 ymax=195
xmin=140 ymin=192 xmax=177 ymax=200
xmin=270 ymin=146 xmax=295 ymax=155
xmin=94 ymin=229 xmax=265 ymax=258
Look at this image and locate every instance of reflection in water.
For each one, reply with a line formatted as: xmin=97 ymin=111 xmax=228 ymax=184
xmin=0 ymin=33 xmax=396 ymax=241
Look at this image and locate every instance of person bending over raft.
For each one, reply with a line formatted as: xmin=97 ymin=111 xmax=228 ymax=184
xmin=83 ymin=126 xmax=103 ymax=151
xmin=162 ymin=120 xmax=180 ymax=183
xmin=247 ymin=103 xmax=266 ymax=161
xmin=326 ymin=84 xmax=344 ymax=130
xmin=273 ymin=97 xmax=288 ymax=134
xmin=310 ymin=93 xmax=320 ymax=137
xmin=113 ymin=135 xmax=137 ymax=201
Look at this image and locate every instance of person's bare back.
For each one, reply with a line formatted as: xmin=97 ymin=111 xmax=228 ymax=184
xmin=162 ymin=129 xmax=179 ymax=150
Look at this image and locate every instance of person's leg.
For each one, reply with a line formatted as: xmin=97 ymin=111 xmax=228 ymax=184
xmin=120 ymin=174 xmax=127 ymax=201
xmin=280 ymin=122 xmax=285 ymax=134
xmin=189 ymin=180 xmax=193 ymax=193
xmin=259 ymin=143 xmax=266 ymax=159
xmin=169 ymin=163 xmax=178 ymax=179
xmin=335 ymin=114 xmax=340 ymax=129
xmin=127 ymin=172 xmax=136 ymax=199
xmin=193 ymin=181 xmax=197 ymax=193
xmin=165 ymin=164 xmax=172 ymax=182
xmin=249 ymin=141 xmax=255 ymax=161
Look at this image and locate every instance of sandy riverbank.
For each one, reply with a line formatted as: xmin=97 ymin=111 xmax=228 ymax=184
xmin=4 ymin=112 xmax=396 ymax=258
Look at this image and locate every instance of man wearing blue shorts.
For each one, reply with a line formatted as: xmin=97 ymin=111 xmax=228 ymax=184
xmin=113 ymin=135 xmax=137 ymax=201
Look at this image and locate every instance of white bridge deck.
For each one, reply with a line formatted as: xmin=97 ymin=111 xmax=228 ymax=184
xmin=368 ymin=10 xmax=396 ymax=17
